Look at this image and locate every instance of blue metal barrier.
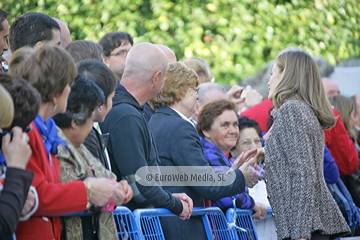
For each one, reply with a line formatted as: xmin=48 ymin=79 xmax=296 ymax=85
xmin=58 ymin=207 xmax=143 ymax=240
xmin=226 ymin=208 xmax=259 ymax=240
xmin=133 ymin=207 xmax=237 ymax=240
xmin=113 ymin=206 xmax=143 ymax=240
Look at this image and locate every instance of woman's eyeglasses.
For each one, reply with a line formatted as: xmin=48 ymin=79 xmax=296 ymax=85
xmin=192 ymin=87 xmax=199 ymax=94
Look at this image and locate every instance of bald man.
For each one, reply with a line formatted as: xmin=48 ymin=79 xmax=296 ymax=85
xmin=53 ymin=18 xmax=72 ymax=47
xmin=155 ymin=44 xmax=177 ymax=63
xmin=143 ymin=44 xmax=177 ymax=121
xmin=100 ymin=42 xmax=192 ymax=219
xmin=322 ymin=77 xmax=340 ymax=96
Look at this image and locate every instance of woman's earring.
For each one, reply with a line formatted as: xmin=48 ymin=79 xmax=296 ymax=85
xmin=98 ymin=106 xmax=102 ymax=112
xmin=54 ymin=104 xmax=57 ymax=111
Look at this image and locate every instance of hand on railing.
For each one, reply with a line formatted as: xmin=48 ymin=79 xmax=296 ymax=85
xmin=84 ymin=177 xmax=126 ymax=207
xmin=172 ymin=193 xmax=193 ymax=220
xmin=251 ymin=202 xmax=267 ymax=220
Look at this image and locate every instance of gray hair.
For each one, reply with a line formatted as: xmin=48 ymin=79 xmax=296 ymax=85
xmin=198 ymin=82 xmax=227 ymax=106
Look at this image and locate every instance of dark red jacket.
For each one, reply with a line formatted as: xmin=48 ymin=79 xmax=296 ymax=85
xmin=324 ymin=109 xmax=359 ymax=175
xmin=15 ymin=122 xmax=87 ymax=240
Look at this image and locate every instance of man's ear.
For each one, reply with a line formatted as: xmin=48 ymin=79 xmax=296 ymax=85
xmin=152 ymin=70 xmax=162 ymax=87
xmin=102 ymin=56 xmax=110 ymax=67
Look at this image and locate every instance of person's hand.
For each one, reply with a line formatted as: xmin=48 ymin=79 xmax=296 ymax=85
xmin=21 ymin=190 xmax=36 ymax=216
xmin=173 ymin=193 xmax=193 ymax=220
xmin=119 ymin=180 xmax=133 ymax=204
xmin=84 ymin=177 xmax=126 ymax=207
xmin=251 ymin=202 xmax=267 ymax=220
xmin=239 ymin=158 xmax=262 ymax=188
xmin=227 ymin=85 xmax=245 ymax=104
xmin=243 ymin=85 xmax=263 ymax=108
xmin=231 ymin=148 xmax=258 ymax=170
xmin=2 ymin=127 xmax=31 ymax=169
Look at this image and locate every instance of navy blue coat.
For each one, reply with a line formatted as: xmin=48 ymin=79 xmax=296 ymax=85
xmin=149 ymin=106 xmax=246 ymax=240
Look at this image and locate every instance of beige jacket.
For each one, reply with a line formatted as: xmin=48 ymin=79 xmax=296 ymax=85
xmin=56 ymin=127 xmax=118 ymax=240
xmin=265 ymin=99 xmax=350 ymax=240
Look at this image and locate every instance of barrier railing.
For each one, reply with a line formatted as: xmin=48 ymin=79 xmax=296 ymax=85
xmin=133 ymin=207 xmax=237 ymax=240
xmin=58 ymin=206 xmax=274 ymax=239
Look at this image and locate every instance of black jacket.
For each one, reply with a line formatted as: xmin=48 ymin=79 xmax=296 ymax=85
xmin=83 ymin=127 xmax=111 ymax=170
xmin=99 ymin=83 xmax=183 ymax=215
xmin=0 ymin=168 xmax=34 ymax=240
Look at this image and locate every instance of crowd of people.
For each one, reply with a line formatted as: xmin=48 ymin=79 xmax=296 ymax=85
xmin=1 ymin=9 xmax=360 ymax=240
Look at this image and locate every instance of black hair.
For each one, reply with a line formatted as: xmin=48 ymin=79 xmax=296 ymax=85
xmin=0 ymin=9 xmax=9 ymax=32
xmin=0 ymin=72 xmax=40 ymax=130
xmin=76 ymin=59 xmax=116 ymax=103
xmin=9 ymin=12 xmax=60 ymax=52
xmin=99 ymin=31 xmax=133 ymax=56
xmin=237 ymin=116 xmax=262 ymax=137
xmin=53 ymin=75 xmax=105 ymax=128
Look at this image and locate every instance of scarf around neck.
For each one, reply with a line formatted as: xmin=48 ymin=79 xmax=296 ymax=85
xmin=34 ymin=114 xmax=67 ymax=156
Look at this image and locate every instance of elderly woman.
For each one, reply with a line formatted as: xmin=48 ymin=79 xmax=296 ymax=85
xmin=148 ymin=62 xmax=261 ymax=240
xmin=9 ymin=45 xmax=128 ymax=240
xmin=196 ymin=100 xmax=267 ymax=217
xmin=265 ymin=49 xmax=350 ymax=240
xmin=53 ymin=75 xmax=132 ymax=240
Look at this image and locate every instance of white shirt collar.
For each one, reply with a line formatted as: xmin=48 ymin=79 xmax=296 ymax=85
xmin=171 ymin=108 xmax=196 ymax=127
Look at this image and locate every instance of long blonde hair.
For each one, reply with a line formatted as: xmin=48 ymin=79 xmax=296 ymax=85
xmin=328 ymin=95 xmax=355 ymax=138
xmin=272 ymin=50 xmax=336 ymax=129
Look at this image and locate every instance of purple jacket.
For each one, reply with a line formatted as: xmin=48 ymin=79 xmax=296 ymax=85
xmin=200 ymin=136 xmax=255 ymax=211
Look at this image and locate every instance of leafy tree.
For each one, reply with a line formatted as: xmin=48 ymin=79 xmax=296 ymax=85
xmin=2 ymin=0 xmax=359 ymax=85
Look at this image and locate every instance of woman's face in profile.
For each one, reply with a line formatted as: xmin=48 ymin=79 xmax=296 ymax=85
xmin=93 ymin=91 xmax=115 ymax=123
xmin=54 ymin=84 xmax=71 ymax=115
xmin=179 ymin=86 xmax=199 ymax=118
xmin=268 ymin=63 xmax=282 ymax=101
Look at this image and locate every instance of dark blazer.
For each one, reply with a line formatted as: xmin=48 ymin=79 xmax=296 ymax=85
xmin=148 ymin=106 xmax=246 ymax=240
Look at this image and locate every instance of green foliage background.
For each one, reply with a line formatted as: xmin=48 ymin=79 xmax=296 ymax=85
xmin=2 ymin=0 xmax=359 ymax=85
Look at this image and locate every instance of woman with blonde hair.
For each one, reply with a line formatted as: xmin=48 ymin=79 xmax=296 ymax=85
xmin=148 ymin=62 xmax=261 ymax=240
xmin=265 ymin=49 xmax=350 ymax=240
xmin=328 ymin=95 xmax=357 ymax=140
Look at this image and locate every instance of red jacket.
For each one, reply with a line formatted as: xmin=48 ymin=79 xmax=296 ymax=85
xmin=324 ymin=109 xmax=359 ymax=175
xmin=15 ymin=122 xmax=88 ymax=240
xmin=240 ymin=98 xmax=274 ymax=132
